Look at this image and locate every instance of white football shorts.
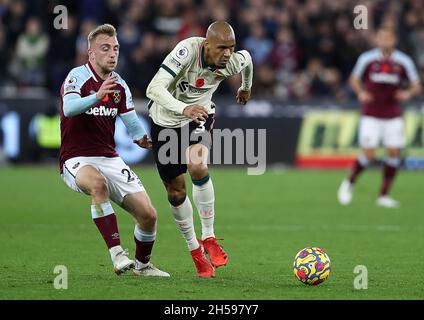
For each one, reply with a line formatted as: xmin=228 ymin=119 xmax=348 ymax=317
xmin=61 ymin=156 xmax=145 ymax=205
xmin=359 ymin=116 xmax=405 ymax=149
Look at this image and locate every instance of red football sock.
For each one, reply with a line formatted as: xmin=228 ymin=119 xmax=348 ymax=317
xmin=134 ymin=237 xmax=154 ymax=264
xmin=93 ymin=214 xmax=121 ymax=249
xmin=349 ymin=159 xmax=365 ymax=184
xmin=380 ymin=164 xmax=398 ymax=196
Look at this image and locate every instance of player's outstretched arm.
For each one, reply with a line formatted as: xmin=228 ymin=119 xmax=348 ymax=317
xmin=63 ymin=75 xmax=117 ymax=117
xmin=119 ymin=110 xmax=151 ymax=149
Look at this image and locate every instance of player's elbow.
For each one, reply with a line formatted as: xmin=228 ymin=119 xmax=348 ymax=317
xmin=62 ymin=95 xmax=79 ymax=117
xmin=62 ymin=104 xmax=72 ymax=117
xmin=146 ymin=82 xmax=161 ymax=101
xmin=62 ymin=103 xmax=78 ymax=117
xmin=146 ymin=83 xmax=154 ymax=100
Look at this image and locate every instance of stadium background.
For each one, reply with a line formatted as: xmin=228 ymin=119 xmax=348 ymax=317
xmin=1 ymin=0 xmax=424 ymax=301
xmin=1 ymin=0 xmax=424 ymax=168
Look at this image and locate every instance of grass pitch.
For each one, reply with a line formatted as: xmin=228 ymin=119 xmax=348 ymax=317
xmin=0 ymin=165 xmax=423 ymax=300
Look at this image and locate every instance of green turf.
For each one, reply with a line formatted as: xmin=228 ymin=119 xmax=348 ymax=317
xmin=0 ymin=165 xmax=423 ymax=300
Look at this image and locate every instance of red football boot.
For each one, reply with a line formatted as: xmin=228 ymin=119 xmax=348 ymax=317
xmin=190 ymin=246 xmax=215 ymax=277
xmin=200 ymin=237 xmax=228 ymax=268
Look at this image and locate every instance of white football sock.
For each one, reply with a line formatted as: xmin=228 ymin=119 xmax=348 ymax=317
xmin=134 ymin=225 xmax=156 ymax=242
xmin=192 ymin=176 xmax=215 ymax=241
xmin=170 ymin=197 xmax=199 ymax=251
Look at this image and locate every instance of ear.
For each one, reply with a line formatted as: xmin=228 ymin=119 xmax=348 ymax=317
xmin=87 ymin=48 xmax=94 ymax=59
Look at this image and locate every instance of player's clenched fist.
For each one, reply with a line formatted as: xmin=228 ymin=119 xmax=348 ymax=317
xmin=236 ymin=88 xmax=251 ymax=105
xmin=183 ymin=105 xmax=209 ymax=124
xmin=96 ymin=75 xmax=118 ymax=101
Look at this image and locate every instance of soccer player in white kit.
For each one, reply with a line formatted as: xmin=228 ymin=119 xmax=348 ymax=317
xmin=338 ymin=27 xmax=421 ymax=208
xmin=146 ymin=21 xmax=253 ymax=277
xmin=60 ymin=24 xmax=169 ymax=277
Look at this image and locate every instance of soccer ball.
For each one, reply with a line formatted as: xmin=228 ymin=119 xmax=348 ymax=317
xmin=293 ymin=247 xmax=331 ymax=285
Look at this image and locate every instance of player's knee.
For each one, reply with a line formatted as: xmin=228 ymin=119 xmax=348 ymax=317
xmin=131 ymin=203 xmax=157 ymax=229
xmin=365 ymin=154 xmax=374 ymax=162
xmin=90 ymin=177 xmax=108 ymax=197
xmin=137 ymin=205 xmax=157 ymax=228
xmin=188 ymin=164 xmax=208 ymax=180
xmin=167 ymin=189 xmax=187 ymax=207
xmin=361 ymin=150 xmax=375 ymax=162
xmin=387 ymin=149 xmax=400 ymax=158
xmin=145 ymin=205 xmax=157 ymax=225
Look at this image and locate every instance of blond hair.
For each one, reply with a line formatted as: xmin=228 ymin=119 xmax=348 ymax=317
xmin=87 ymin=24 xmax=117 ymax=48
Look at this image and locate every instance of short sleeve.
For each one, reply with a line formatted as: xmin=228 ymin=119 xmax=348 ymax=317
xmin=223 ymin=50 xmax=253 ymax=76
xmin=403 ymin=55 xmax=420 ymax=83
xmin=63 ymin=68 xmax=88 ymax=96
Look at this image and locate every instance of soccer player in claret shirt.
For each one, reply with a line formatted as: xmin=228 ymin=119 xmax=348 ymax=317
xmin=146 ymin=21 xmax=253 ymax=277
xmin=59 ymin=24 xmax=169 ymax=277
xmin=338 ymin=27 xmax=421 ymax=208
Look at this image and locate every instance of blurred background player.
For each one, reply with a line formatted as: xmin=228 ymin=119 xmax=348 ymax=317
xmin=338 ymin=27 xmax=421 ymax=208
xmin=146 ymin=21 xmax=253 ymax=277
xmin=60 ymin=24 xmax=169 ymax=277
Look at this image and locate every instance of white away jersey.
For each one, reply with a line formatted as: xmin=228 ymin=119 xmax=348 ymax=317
xmin=147 ymin=37 xmax=252 ymax=127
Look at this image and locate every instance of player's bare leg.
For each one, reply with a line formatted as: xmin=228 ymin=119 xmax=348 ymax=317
xmin=75 ymin=165 xmax=133 ymax=275
xmin=338 ymin=148 xmax=374 ymax=205
xmin=377 ymin=148 xmax=401 ymax=208
xmin=164 ymin=174 xmax=214 ymax=277
xmin=121 ymin=192 xmax=170 ymax=276
xmin=187 ymin=144 xmax=228 ymax=268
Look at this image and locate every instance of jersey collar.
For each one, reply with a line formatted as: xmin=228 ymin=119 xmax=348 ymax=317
xmin=377 ymin=48 xmax=394 ymax=61
xmin=86 ymin=61 xmax=102 ymax=82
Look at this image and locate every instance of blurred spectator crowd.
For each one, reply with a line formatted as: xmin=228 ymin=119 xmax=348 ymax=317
xmin=0 ymin=0 xmax=424 ymax=101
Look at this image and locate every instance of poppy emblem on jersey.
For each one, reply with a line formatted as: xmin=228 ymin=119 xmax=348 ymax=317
xmin=112 ymin=90 xmax=121 ymax=104
xmin=381 ymin=63 xmax=391 ymax=73
xmin=196 ymin=79 xmax=205 ymax=87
